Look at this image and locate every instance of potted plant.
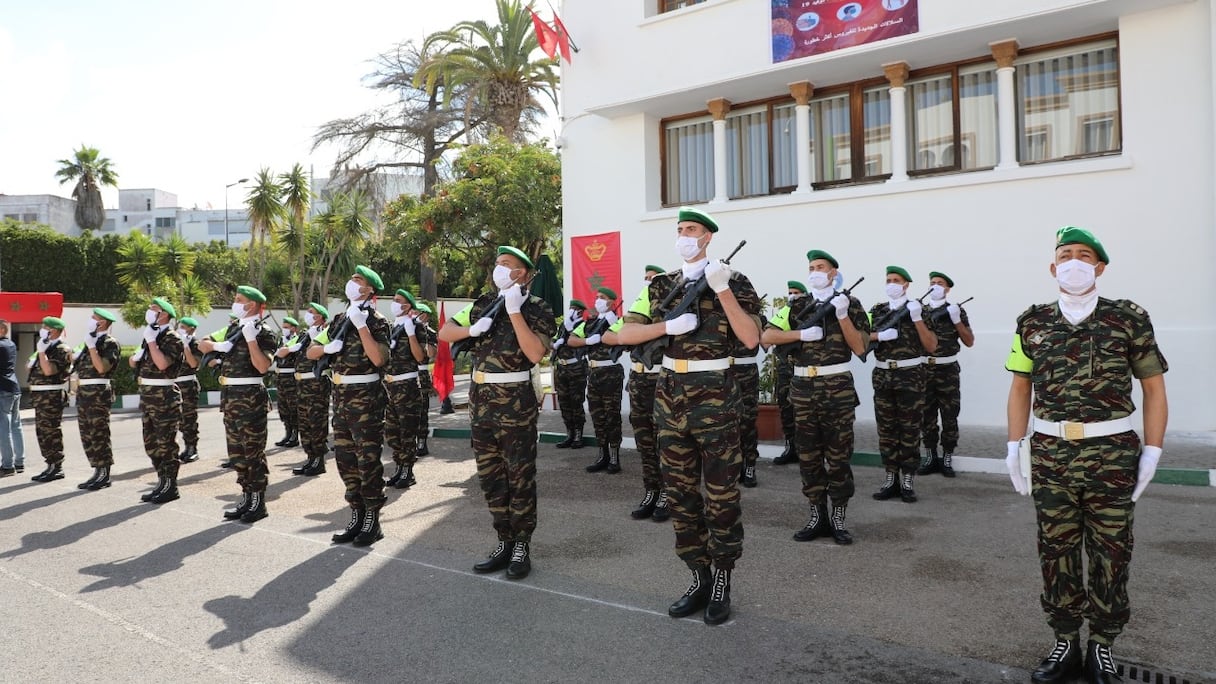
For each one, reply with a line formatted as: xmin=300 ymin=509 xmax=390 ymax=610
xmin=754 ymin=295 xmax=786 ymax=441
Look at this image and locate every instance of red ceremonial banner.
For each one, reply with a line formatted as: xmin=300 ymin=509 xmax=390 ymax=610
xmin=569 ymin=232 xmax=622 ymax=316
xmin=0 ymin=291 xmax=64 ymax=323
xmin=772 ymin=0 xmax=919 ymax=63
xmin=433 ymin=300 xmax=454 ymax=402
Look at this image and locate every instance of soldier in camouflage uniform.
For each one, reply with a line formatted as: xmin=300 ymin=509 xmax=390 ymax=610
xmin=918 ymin=272 xmax=974 ymax=478
xmin=273 ymin=316 xmax=303 ymax=448
xmin=439 ymin=246 xmax=555 ymax=581
xmin=1005 ymin=227 xmax=1167 ymax=684
xmin=728 ymin=320 xmax=761 ymax=488
xmin=198 ymin=286 xmax=277 ymax=522
xmin=550 ymin=299 xmax=588 ymax=449
xmin=28 ymin=316 xmax=72 ymax=483
xmin=869 ymin=265 xmax=937 ymax=503
xmin=176 ymin=317 xmax=202 ymax=463
xmin=771 ymin=281 xmax=805 ymax=466
xmin=568 ymin=287 xmax=624 ymax=473
xmin=414 ymin=303 xmax=438 ymax=455
xmin=617 ymin=207 xmax=761 ymax=626
xmin=292 ymin=303 xmax=332 ymax=477
xmin=762 ymin=251 xmax=869 ymax=544
xmin=306 ymin=266 xmax=391 ymax=546
xmin=384 ymin=288 xmax=425 ymax=489
xmin=73 ymin=308 xmax=121 ymax=490
xmin=130 ymin=298 xmax=185 ymax=503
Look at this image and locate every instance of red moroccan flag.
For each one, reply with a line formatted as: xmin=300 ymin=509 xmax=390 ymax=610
xmin=553 ymin=13 xmax=573 ymax=63
xmin=432 ymin=300 xmax=455 ymax=402
xmin=529 ymin=7 xmax=559 ymax=60
xmin=569 ymin=232 xmax=622 ymax=313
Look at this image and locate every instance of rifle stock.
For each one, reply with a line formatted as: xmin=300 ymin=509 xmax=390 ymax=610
xmin=773 ymin=277 xmax=865 ymax=360
xmin=928 ymin=296 xmax=974 ymax=325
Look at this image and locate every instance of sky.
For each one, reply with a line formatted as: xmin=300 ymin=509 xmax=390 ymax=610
xmin=0 ymin=0 xmax=558 ymax=211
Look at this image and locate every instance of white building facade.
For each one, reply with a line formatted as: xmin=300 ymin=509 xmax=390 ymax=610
xmin=0 ymin=193 xmax=78 ymax=235
xmin=560 ymin=0 xmax=1215 ymax=431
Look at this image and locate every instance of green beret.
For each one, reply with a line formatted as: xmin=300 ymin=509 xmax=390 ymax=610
xmin=151 ymin=296 xmax=177 ymax=319
xmin=569 ymin=299 xmax=587 ymax=311
xmin=596 ymin=286 xmax=618 ymax=300
xmin=928 ymin=271 xmax=954 ymax=288
xmin=496 ymin=246 xmax=534 ymax=270
xmin=179 ymin=317 xmax=199 ymax=328
xmin=354 ymin=265 xmax=384 ymax=292
xmin=92 ymin=307 xmax=117 ymax=323
xmin=42 ymin=316 xmax=65 ymax=330
xmin=886 ymin=265 xmax=912 ymax=283
xmin=416 ymin=303 xmax=433 ymax=314
xmin=236 ymin=285 xmax=266 ymax=304
xmin=308 ymin=302 xmax=329 ymax=319
xmin=395 ymin=288 xmax=418 ymax=307
xmin=644 ymin=264 xmax=666 ymax=274
xmin=786 ymin=280 xmax=807 ymax=294
xmin=806 ymin=250 xmax=838 ymax=268
xmin=282 ymin=316 xmax=300 ymax=328
xmin=677 ymin=206 xmax=718 ymax=233
xmin=1055 ymin=226 xmax=1109 ymax=264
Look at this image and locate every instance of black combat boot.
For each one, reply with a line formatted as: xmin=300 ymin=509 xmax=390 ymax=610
xmin=179 ymin=445 xmax=199 ymax=463
xmin=301 ymin=455 xmax=326 ymax=476
xmin=605 ymin=444 xmax=621 ymax=474
xmin=150 ymin=477 xmax=180 ymax=504
xmin=282 ymin=429 xmax=299 ymax=448
xmin=668 ymin=565 xmax=712 ymax=618
xmin=77 ymin=466 xmax=103 ymax=490
xmin=219 ymin=459 xmax=233 ymax=469
xmin=569 ymin=428 xmax=584 ymax=449
xmin=793 ymin=504 xmax=830 ymax=541
xmin=1083 ymin=641 xmax=1122 ymax=684
xmin=331 ymin=507 xmax=364 ymax=543
xmin=386 ymin=463 xmax=407 ymax=487
xmin=31 ymin=462 xmax=63 ymax=482
xmin=1030 ymin=639 xmax=1082 ymax=683
xmin=472 ymin=540 xmax=512 ymax=573
xmin=829 ymin=503 xmax=853 ymax=545
xmin=630 ymin=490 xmax=659 ymax=520
xmin=555 ymin=430 xmax=576 ymax=449
xmin=141 ymin=476 xmax=167 ymax=502
xmin=439 ymin=397 xmax=455 ymax=414
xmin=240 ymin=491 xmax=267 ymax=523
xmin=274 ymin=431 xmax=292 ymax=447
xmin=85 ymin=465 xmax=111 ymax=491
xmin=292 ymin=455 xmax=317 ymax=476
xmin=740 ymin=462 xmax=757 ymax=488
xmin=772 ymin=438 xmax=797 ymax=465
xmin=917 ymin=447 xmax=942 ymax=475
xmin=651 ymin=490 xmax=671 ymax=522
xmin=941 ymin=451 xmax=956 ymax=478
xmin=416 ymin=437 xmax=429 ymax=457
xmin=352 ymin=508 xmax=383 ymax=547
xmin=900 ymin=472 xmax=917 ymax=503
xmin=703 ymin=567 xmax=732 ymax=625
xmin=872 ymin=470 xmax=900 ymax=500
xmin=505 ymin=541 xmax=531 ymax=580
xmin=223 ymin=493 xmax=252 ymax=520
xmin=394 ymin=464 xmax=416 ymax=490
xmin=585 ymin=444 xmax=610 ymax=473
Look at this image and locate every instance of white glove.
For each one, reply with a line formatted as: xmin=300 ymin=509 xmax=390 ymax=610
xmin=501 ymin=285 xmax=526 ymax=315
xmin=143 ymin=326 xmax=159 ymax=344
xmin=877 ymin=328 xmax=899 ymax=342
xmin=831 ymin=294 xmax=850 ymax=320
xmin=287 ymin=343 xmax=302 ymax=353
xmin=84 ymin=333 xmax=97 ymax=349
xmin=948 ymin=303 xmax=962 ymax=325
xmin=323 ymin=339 xmax=344 ymax=354
xmin=36 ymin=338 xmax=50 ymax=354
xmin=468 ymin=317 xmax=494 ymax=338
xmin=131 ymin=347 xmax=145 ymax=362
xmin=799 ymin=326 xmax=824 ymax=342
xmin=308 ymin=327 xmax=321 ymax=340
xmin=211 ymin=340 xmax=234 ymax=353
xmin=552 ymin=338 xmax=564 ymax=350
xmin=906 ymin=299 xmax=923 ymax=322
xmin=564 ymin=314 xmax=579 ymax=331
xmin=241 ymin=321 xmax=258 ymax=341
xmin=1006 ymin=441 xmax=1029 ymax=495
xmin=665 ymin=312 xmax=698 ymax=336
xmin=585 ymin=334 xmax=602 ymax=346
xmin=1132 ymin=446 xmax=1162 ymax=502
xmin=603 ymin=311 xmax=618 ymax=326
xmin=704 ymin=259 xmax=732 ymax=294
xmin=402 ymin=316 xmax=416 ymax=336
xmin=346 ymin=307 xmax=368 ymax=329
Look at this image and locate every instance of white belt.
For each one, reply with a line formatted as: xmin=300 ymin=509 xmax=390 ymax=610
xmin=331 ymin=373 xmax=381 ymax=386
xmin=175 ymin=374 xmax=197 ymax=383
xmin=793 ymin=362 xmax=852 ymax=378
xmin=77 ymin=379 xmax=111 ymax=386
xmin=294 ymin=372 xmax=320 ymax=381
xmin=731 ymin=357 xmax=759 ymax=366
xmin=661 ymin=356 xmax=732 ymax=373
xmin=631 ymin=362 xmax=661 ymax=374
xmin=421 ymin=364 xmax=434 ymax=372
xmin=588 ymin=359 xmax=619 ymax=369
xmin=385 ymin=372 xmax=420 ymax=383
xmin=926 ymin=355 xmax=958 ymax=366
xmin=30 ymin=383 xmax=69 ymax=391
xmin=557 ymin=357 xmax=584 ymax=366
xmin=276 ymin=367 xmax=296 ymax=374
xmin=472 ymin=370 xmax=530 ymax=384
xmin=138 ymin=378 xmax=177 ymax=387
xmin=1032 ymin=416 xmax=1134 ymax=441
xmin=219 ymin=376 xmax=264 ymax=386
xmin=875 ymin=357 xmax=924 ymax=370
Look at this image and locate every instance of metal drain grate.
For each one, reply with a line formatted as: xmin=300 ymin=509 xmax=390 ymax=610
xmin=1117 ymin=662 xmax=1197 ymax=684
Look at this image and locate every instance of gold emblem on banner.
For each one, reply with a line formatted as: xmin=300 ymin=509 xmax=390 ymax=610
xmin=584 ymin=240 xmax=607 ymax=262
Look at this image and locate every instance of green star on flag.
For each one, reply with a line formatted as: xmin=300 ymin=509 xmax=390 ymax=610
xmin=587 ymin=272 xmax=604 ymax=291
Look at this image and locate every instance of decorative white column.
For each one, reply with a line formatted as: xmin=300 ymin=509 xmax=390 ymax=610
xmin=789 ymin=81 xmax=814 ymax=193
xmin=883 ymin=62 xmax=910 ymax=182
xmin=991 ymin=40 xmax=1020 ymax=171
xmin=708 ymin=98 xmax=731 ymax=203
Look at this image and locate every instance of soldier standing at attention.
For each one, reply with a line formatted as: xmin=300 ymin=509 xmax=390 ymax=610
xmin=176 ymin=316 xmax=202 ymax=464
xmin=439 ymin=246 xmax=555 ymax=580
xmin=568 ymin=287 xmax=624 ymax=474
xmin=616 ymin=207 xmax=762 ymax=626
xmin=29 ymin=316 xmax=73 ymax=483
xmin=272 ymin=316 xmax=303 ymax=448
xmin=414 ymin=302 xmax=438 ymax=456
xmin=771 ymin=281 xmax=806 ymax=466
xmin=870 ymin=266 xmax=937 ymax=503
xmin=551 ymin=299 xmax=588 ymax=450
xmin=307 ymin=266 xmax=391 ymax=546
xmin=291 ymin=303 xmax=332 ymax=477
xmin=384 ymin=288 xmax=425 ymax=490
xmin=198 ymin=286 xmax=276 ymax=522
xmin=73 ymin=308 xmax=121 ymax=490
xmin=762 ymin=251 xmax=868 ymax=544
xmin=918 ymin=271 xmax=974 ymax=478
xmin=130 ymin=298 xmax=185 ymax=503
xmin=1006 ymin=227 xmax=1167 ymax=684
xmin=728 ymin=307 xmax=762 ymax=488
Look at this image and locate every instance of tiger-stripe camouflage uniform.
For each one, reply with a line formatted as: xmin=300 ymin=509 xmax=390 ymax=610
xmin=727 ymin=340 xmax=760 ymax=487
xmin=570 ymin=288 xmax=624 ymax=474
xmin=1006 ymin=227 xmax=1168 ymax=683
xmin=918 ymin=272 xmax=974 ymax=478
xmin=176 ymin=318 xmax=202 ymax=463
xmin=771 ymin=281 xmax=806 ymax=466
xmin=28 ymin=317 xmax=73 ymax=483
xmin=291 ymin=303 xmax=331 ymax=477
xmin=415 ymin=314 xmax=437 ymax=455
xmin=73 ymin=308 xmax=122 ymax=490
xmin=550 ymin=300 xmax=588 ymax=449
xmin=620 ymin=275 xmax=666 ymax=521
xmin=133 ymin=298 xmax=185 ymax=504
xmin=272 ymin=318 xmax=303 ymax=448
xmin=384 ymin=289 xmax=425 ymax=490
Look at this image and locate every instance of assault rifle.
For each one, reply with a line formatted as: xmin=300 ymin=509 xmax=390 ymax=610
xmin=927 ymin=296 xmax=974 ymax=325
xmin=314 ymin=300 xmax=376 ymax=379
xmin=639 ymin=240 xmax=747 ymax=369
xmin=860 ymin=287 xmax=933 ymax=362
xmin=772 ymin=277 xmax=865 ymax=360
xmin=200 ymin=315 xmax=272 ymax=373
xmin=451 ymin=271 xmax=539 ymax=360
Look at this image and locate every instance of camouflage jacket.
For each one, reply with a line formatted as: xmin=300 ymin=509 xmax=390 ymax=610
xmin=923 ymin=301 xmax=971 ymax=358
xmin=768 ymin=294 xmax=870 ymax=367
xmin=73 ymin=335 xmax=121 ymax=379
xmin=626 ymin=269 xmax=763 ymax=361
xmin=29 ymin=340 xmax=72 ymax=384
xmin=136 ymin=328 xmax=185 ymax=381
xmin=455 ymin=292 xmax=555 ymax=426
xmin=416 ymin=324 xmax=437 ymax=365
xmin=216 ymin=321 xmax=277 ymax=379
xmin=386 ymin=319 xmax=422 ymax=375
xmin=294 ymin=326 xmax=330 ymax=377
xmin=326 ymin=310 xmax=391 ymax=376
xmin=278 ymin=332 xmax=304 ymax=370
xmin=573 ymin=314 xmax=623 ymax=363
xmin=869 ymin=301 xmax=930 ymax=362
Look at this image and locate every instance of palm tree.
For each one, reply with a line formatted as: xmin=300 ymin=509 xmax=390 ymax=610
xmin=160 ymin=234 xmax=198 ymax=284
xmin=55 ymin=145 xmax=119 ymax=231
xmin=319 ymin=190 xmax=375 ymax=302
xmin=416 ymin=0 xmax=559 ymax=141
xmin=244 ymin=168 xmax=285 ymax=285
xmin=115 ymin=230 xmax=166 ymax=293
xmin=278 ymin=164 xmax=312 ymax=314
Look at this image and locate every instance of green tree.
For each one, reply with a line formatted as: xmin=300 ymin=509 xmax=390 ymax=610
xmin=244 ymin=168 xmax=284 ymax=286
xmin=318 ymin=190 xmax=375 ymax=302
xmin=115 ymin=229 xmax=210 ymax=327
xmin=115 ymin=230 xmax=166 ymax=293
xmin=54 ymin=145 xmax=119 ymax=232
xmin=277 ymin=164 xmax=313 ymax=315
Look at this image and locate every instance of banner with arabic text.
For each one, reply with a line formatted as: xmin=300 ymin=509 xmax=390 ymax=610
xmin=772 ymin=0 xmax=919 ymax=63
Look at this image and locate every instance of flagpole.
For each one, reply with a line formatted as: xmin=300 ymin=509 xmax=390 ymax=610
xmin=544 ymin=0 xmax=580 ymax=52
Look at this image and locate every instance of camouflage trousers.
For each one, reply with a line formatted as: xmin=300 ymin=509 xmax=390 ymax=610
xmin=921 ymin=361 xmax=961 ymax=453
xmin=31 ymin=388 xmax=68 ymax=465
xmin=471 ymin=421 xmax=538 ymax=542
xmin=587 ymin=364 xmax=623 ymax=446
xmin=776 ymin=357 xmax=795 ymax=441
xmin=417 ymin=369 xmax=432 ymax=438
xmin=141 ymin=385 xmax=182 ymax=479
xmin=791 ymin=373 xmax=858 ymax=506
xmin=177 ymin=378 xmax=199 ymax=448
xmin=384 ymin=378 xmax=422 ymax=466
xmin=627 ymin=368 xmax=661 ymax=492
xmin=221 ymin=385 xmax=268 ymax=493
xmin=554 ymin=360 xmax=587 ymax=432
xmin=276 ymin=373 xmax=298 ymax=431
xmin=76 ymin=384 xmax=114 ymax=467
xmin=654 ymin=370 xmax=743 ymax=570
xmin=872 ymin=366 xmax=926 ymax=474
xmin=729 ymin=363 xmax=760 ymax=468
xmin=1032 ymin=431 xmax=1140 ymax=645
xmin=296 ymin=375 xmax=331 ymax=459
xmin=332 ymin=383 xmax=386 ymax=511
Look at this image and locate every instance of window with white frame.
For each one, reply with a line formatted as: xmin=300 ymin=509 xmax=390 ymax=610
xmin=809 ymin=93 xmax=852 ymax=184
xmin=907 ymin=64 xmax=998 ymax=173
xmin=725 ymin=106 xmax=770 ymax=199
xmin=1016 ymin=40 xmax=1120 ymax=163
xmin=664 ymin=116 xmax=715 ymax=205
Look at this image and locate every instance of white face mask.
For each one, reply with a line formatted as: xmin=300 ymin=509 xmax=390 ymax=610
xmin=86 ymin=318 xmax=99 ymax=334
xmin=390 ymin=302 xmax=405 ymax=318
xmin=885 ymin=283 xmax=907 ymax=300
xmin=1055 ymin=259 xmax=1097 ymax=295
xmin=787 ymin=292 xmax=802 ymax=301
xmin=177 ymin=327 xmax=189 ymax=337
xmin=231 ymin=302 xmax=247 ymax=319
xmin=807 ymin=271 xmax=831 ymax=290
xmin=39 ymin=328 xmax=49 ymax=342
xmin=594 ymin=299 xmax=610 ymax=314
xmin=492 ymin=264 xmax=516 ymax=290
xmin=929 ymin=284 xmax=947 ymax=301
xmin=145 ymin=309 xmax=159 ymax=326
xmin=304 ymin=313 xmax=317 ymax=327
xmin=345 ymin=280 xmax=364 ymax=303
xmin=675 ymin=235 xmax=702 ymax=261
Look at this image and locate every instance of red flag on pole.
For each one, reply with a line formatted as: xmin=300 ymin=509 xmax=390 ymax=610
xmin=553 ymin=13 xmax=573 ymax=63
xmin=433 ymin=300 xmax=455 ymax=402
xmin=529 ymin=7 xmax=559 ymax=60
